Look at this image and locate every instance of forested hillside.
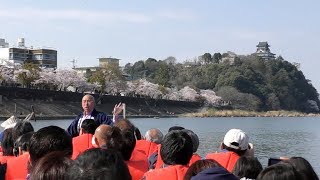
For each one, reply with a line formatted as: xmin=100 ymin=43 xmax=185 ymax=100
xmin=124 ymin=54 xmax=320 ymax=113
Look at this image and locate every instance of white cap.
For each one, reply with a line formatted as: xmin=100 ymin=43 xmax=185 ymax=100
xmin=223 ymin=129 xmax=249 ymax=150
xmin=1 ymin=115 xmax=20 ymax=130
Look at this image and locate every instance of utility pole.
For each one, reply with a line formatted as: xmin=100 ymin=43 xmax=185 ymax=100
xmin=70 ymin=59 xmax=76 ymax=69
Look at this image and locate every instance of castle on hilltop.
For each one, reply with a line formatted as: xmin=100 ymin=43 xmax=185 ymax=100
xmin=253 ymin=42 xmax=276 ymax=60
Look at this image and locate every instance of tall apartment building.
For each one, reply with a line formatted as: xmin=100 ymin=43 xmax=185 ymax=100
xmin=0 ymin=38 xmax=57 ymax=68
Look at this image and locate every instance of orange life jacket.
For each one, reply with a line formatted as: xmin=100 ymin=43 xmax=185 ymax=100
xmin=72 ymin=133 xmax=93 ymax=159
xmin=135 ymin=140 xmax=158 ymax=158
xmin=144 ymin=164 xmax=189 ymax=180
xmin=5 ymin=153 xmax=30 ymax=180
xmin=126 ymin=159 xmax=149 ymax=180
xmin=130 ymin=147 xmax=148 ymax=162
xmin=0 ymin=155 xmax=15 ymax=164
xmin=188 ymin=153 xmax=202 ymax=166
xmin=205 ymin=151 xmax=240 ymax=172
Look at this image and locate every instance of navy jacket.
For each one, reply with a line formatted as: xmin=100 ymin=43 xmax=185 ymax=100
xmin=67 ymin=109 xmax=113 ymax=137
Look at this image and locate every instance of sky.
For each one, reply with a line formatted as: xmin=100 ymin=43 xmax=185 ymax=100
xmin=0 ymin=0 xmax=320 ymax=92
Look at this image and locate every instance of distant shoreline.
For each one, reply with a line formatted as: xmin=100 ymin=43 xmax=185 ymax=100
xmin=0 ymin=114 xmax=179 ymax=121
xmin=182 ymin=109 xmax=320 ymax=118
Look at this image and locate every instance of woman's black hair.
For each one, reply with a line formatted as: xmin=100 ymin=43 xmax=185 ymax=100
xmin=232 ymin=156 xmax=263 ymax=179
xmin=287 ymin=157 xmax=319 ymax=180
xmin=257 ymin=162 xmax=302 ymax=180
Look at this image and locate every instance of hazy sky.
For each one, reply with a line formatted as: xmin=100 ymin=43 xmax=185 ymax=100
xmin=1 ymin=0 xmax=319 ymax=92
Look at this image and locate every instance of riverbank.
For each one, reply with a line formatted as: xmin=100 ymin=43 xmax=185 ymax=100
xmin=0 ymin=114 xmax=179 ymax=121
xmin=182 ymin=109 xmax=320 ymax=117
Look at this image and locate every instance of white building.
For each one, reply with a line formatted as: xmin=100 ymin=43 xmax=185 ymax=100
xmin=0 ymin=38 xmax=57 ymax=68
xmin=0 ymin=39 xmax=9 ymax=48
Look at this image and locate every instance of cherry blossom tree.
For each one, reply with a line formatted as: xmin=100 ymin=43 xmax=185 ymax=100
xmin=179 ymin=86 xmax=199 ymax=101
xmin=162 ymin=88 xmax=182 ymax=101
xmin=0 ymin=65 xmax=15 ymax=85
xmin=200 ymin=89 xmax=222 ymax=106
xmin=32 ymin=68 xmax=57 ymax=89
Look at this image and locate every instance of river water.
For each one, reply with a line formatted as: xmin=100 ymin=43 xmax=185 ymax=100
xmin=2 ymin=116 xmax=320 ymax=173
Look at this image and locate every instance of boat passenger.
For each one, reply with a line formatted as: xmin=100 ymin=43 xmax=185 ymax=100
xmin=232 ymin=156 xmax=263 ymax=180
xmin=184 ymin=159 xmax=222 ymax=180
xmin=257 ymin=163 xmax=302 ymax=180
xmin=67 ymin=94 xmax=124 ymax=137
xmin=143 ymin=130 xmax=193 ymax=180
xmin=287 ymin=157 xmax=319 ymax=180
xmin=28 ymin=126 xmax=73 ymax=175
xmin=206 ymin=129 xmax=251 ymax=172
xmin=71 ymin=119 xmax=97 ymax=159
xmin=29 ymin=151 xmax=73 ymax=180
xmin=5 ymin=132 xmax=33 ymax=180
xmin=67 ymin=148 xmax=131 ymax=180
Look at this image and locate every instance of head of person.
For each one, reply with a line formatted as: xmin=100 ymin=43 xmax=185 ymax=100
xmin=92 ymin=125 xmax=123 ymax=149
xmin=182 ymin=129 xmax=199 ymax=153
xmin=287 ymin=157 xmax=319 ymax=180
xmin=1 ymin=128 xmax=14 ymax=156
xmin=30 ymin=151 xmax=73 ymax=180
xmin=168 ymin=126 xmax=185 ymax=132
xmin=29 ymin=126 xmax=72 ymax=166
xmin=12 ymin=121 xmax=34 ymax=141
xmin=160 ymin=130 xmax=193 ymax=166
xmin=67 ymin=148 xmax=131 ymax=180
xmin=118 ymin=129 xmax=136 ymax=161
xmin=222 ymin=129 xmax=249 ymax=156
xmin=190 ymin=167 xmax=238 ymax=180
xmin=184 ymin=159 xmax=222 ymax=180
xmin=114 ymin=119 xmax=135 ymax=132
xmin=257 ymin=163 xmax=302 ymax=180
xmin=232 ymin=156 xmax=263 ymax=179
xmin=79 ymin=119 xmax=97 ymax=135
xmin=13 ymin=132 xmax=34 ymax=156
xmin=82 ymin=94 xmax=95 ymax=115
xmin=145 ymin=128 xmax=163 ymax=144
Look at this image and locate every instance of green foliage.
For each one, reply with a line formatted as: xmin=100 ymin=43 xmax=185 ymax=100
xmin=154 ymin=63 xmax=170 ymax=87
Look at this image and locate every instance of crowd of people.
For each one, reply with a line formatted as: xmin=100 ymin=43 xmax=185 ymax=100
xmin=0 ymin=94 xmax=318 ymax=180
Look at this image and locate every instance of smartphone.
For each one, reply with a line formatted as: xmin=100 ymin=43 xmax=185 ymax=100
xmin=268 ymin=158 xmax=283 ymax=166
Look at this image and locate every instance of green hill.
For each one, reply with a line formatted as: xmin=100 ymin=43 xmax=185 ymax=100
xmin=124 ymin=55 xmax=320 ymax=113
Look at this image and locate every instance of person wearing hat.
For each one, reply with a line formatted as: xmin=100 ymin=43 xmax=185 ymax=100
xmin=205 ymin=129 xmax=253 ymax=172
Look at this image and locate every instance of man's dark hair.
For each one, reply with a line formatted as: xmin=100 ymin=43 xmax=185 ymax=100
xmin=29 ymin=126 xmax=72 ymax=166
xmin=168 ymin=126 xmax=185 ymax=132
xmin=67 ymin=148 xmax=131 ymax=180
xmin=1 ymin=128 xmax=14 ymax=156
xmin=81 ymin=119 xmax=97 ymax=134
xmin=14 ymin=132 xmax=34 ymax=156
xmin=232 ymin=156 xmax=263 ymax=179
xmin=12 ymin=121 xmax=34 ymax=141
xmin=30 ymin=151 xmax=73 ymax=180
xmin=182 ymin=129 xmax=199 ymax=153
xmin=257 ymin=163 xmax=301 ymax=180
xmin=160 ymin=130 xmax=193 ymax=165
